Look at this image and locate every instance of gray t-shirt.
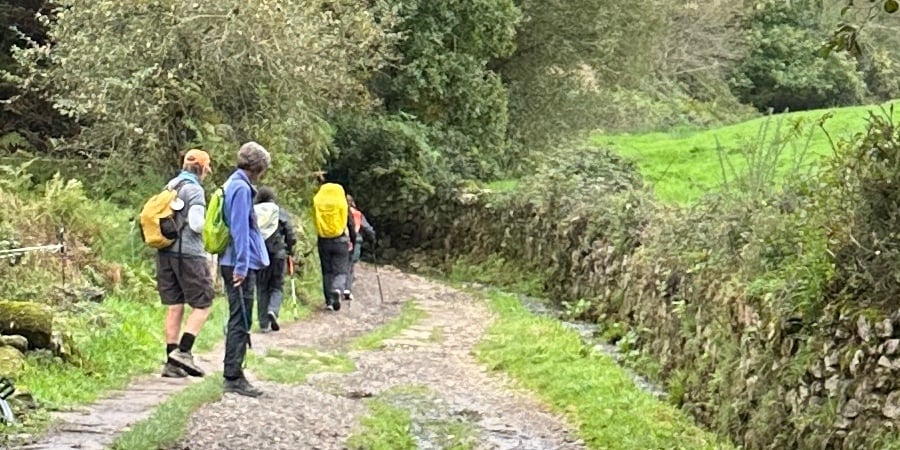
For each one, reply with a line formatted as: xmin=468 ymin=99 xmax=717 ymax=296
xmin=159 ymin=177 xmax=207 ymax=258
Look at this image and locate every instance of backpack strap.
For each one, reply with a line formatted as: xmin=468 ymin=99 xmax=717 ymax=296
xmin=171 ymin=178 xmax=192 ymax=277
xmin=220 ymin=177 xmax=254 ymax=230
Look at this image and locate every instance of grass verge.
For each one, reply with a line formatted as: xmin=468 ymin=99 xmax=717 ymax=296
xmin=18 ymin=296 xmax=227 ymax=411
xmin=13 ymin=260 xmax=316 ymax=439
xmin=475 ymin=290 xmax=734 ymax=450
xmin=346 ymin=400 xmax=417 ymax=450
xmin=447 ymin=255 xmax=544 ymax=298
xmin=110 ymin=375 xmax=223 ymax=450
xmin=350 ymin=301 xmax=425 ymax=350
xmin=346 ymin=385 xmax=476 ymax=450
xmin=248 ymin=348 xmax=355 ymax=384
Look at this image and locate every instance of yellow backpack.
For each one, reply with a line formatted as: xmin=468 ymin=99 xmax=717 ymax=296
xmin=313 ymin=183 xmax=348 ymax=238
xmin=139 ymin=180 xmax=188 ymax=249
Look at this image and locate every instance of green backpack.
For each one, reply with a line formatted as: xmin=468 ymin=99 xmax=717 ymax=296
xmin=203 ymin=184 xmax=231 ymax=255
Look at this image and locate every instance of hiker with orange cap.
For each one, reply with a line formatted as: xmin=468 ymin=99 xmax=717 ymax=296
xmin=155 ymin=149 xmax=215 ymax=379
xmin=346 ymin=194 xmax=375 ymax=300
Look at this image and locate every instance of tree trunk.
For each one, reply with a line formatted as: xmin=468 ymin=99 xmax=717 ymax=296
xmin=0 ymin=300 xmax=53 ymax=350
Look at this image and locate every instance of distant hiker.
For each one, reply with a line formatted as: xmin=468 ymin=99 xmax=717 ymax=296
xmin=253 ymin=186 xmax=297 ymax=333
xmin=312 ymin=182 xmax=356 ymax=311
xmin=346 ymin=194 xmax=375 ymax=300
xmin=219 ymin=141 xmax=271 ymax=397
xmin=143 ymin=149 xmax=215 ymax=379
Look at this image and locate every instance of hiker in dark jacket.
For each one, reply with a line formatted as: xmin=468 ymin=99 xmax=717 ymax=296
xmin=345 ymin=194 xmax=375 ymax=300
xmin=254 ymin=186 xmax=297 ymax=333
xmin=159 ymin=149 xmax=215 ymax=379
xmin=219 ymin=141 xmax=271 ymax=398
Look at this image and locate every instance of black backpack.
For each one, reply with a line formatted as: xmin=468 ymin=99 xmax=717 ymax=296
xmin=264 ymin=219 xmax=285 ymax=256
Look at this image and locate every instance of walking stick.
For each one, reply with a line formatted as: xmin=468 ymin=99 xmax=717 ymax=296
xmin=288 ymin=257 xmax=299 ymax=317
xmin=374 ymin=241 xmax=384 ymax=304
xmin=237 ymin=283 xmax=252 ymax=350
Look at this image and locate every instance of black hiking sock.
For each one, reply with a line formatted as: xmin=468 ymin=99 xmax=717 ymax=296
xmin=166 ymin=343 xmax=178 ymax=360
xmin=178 ymin=333 xmax=196 ymax=353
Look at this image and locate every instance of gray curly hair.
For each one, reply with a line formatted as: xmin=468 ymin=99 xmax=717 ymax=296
xmin=236 ymin=141 xmax=271 ymax=174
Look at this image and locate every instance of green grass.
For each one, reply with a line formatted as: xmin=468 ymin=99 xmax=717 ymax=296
xmin=16 ymin=266 xmax=313 ymax=420
xmin=350 ymin=301 xmax=426 ymax=350
xmin=447 ymin=254 xmax=544 ymax=297
xmin=17 ymin=295 xmax=228 ymax=411
xmin=593 ymin=100 xmax=900 ymax=204
xmin=346 ymin=385 xmax=477 ymax=450
xmin=346 ymin=400 xmax=417 ymax=450
xmin=475 ymin=291 xmax=734 ymax=450
xmin=248 ymin=347 xmax=355 ymax=384
xmin=110 ymin=375 xmax=223 ymax=450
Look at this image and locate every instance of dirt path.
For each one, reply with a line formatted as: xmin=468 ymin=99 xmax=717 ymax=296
xmin=14 ymin=269 xmax=406 ymax=450
xmin=179 ymin=266 xmax=584 ymax=450
xmin=17 ymin=264 xmax=584 ymax=449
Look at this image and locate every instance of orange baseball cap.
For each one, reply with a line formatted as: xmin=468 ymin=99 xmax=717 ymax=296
xmin=184 ymin=149 xmax=212 ymax=172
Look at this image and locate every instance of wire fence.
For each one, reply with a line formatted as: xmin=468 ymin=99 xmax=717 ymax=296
xmin=0 ymin=227 xmax=69 ymax=285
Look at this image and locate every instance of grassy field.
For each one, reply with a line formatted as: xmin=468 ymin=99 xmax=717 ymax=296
xmin=593 ymin=100 xmax=900 ymax=204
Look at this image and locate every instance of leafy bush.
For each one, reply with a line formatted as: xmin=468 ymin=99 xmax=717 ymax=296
xmin=731 ymin=0 xmax=868 ymax=112
xmin=9 ymin=0 xmax=393 ymax=199
xmin=370 ymin=0 xmax=520 ymax=180
xmin=824 ymin=109 xmax=900 ymax=306
xmin=329 ymin=113 xmax=450 ymax=221
xmin=861 ymin=48 xmax=900 ymax=101
xmin=0 ymin=163 xmax=137 ymax=302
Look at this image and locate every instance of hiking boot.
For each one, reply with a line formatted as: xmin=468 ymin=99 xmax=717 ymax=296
xmin=331 ymin=290 xmax=342 ymax=311
xmin=161 ymin=362 xmax=188 ymax=378
xmin=168 ymin=349 xmax=205 ymax=377
xmin=268 ymin=312 xmax=280 ymax=331
xmin=223 ymin=377 xmax=263 ymax=398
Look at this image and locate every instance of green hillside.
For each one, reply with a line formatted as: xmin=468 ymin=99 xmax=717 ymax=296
xmin=594 ymin=101 xmax=900 ymax=204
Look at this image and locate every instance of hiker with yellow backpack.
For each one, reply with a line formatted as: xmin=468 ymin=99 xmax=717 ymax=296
xmin=312 ymin=182 xmax=357 ymax=311
xmin=139 ymin=149 xmax=215 ymax=379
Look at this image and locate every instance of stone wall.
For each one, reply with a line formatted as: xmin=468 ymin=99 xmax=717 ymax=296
xmin=375 ymin=184 xmax=900 ymax=449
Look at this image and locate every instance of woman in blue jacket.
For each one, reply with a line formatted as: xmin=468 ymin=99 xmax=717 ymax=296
xmin=219 ymin=141 xmax=271 ymax=398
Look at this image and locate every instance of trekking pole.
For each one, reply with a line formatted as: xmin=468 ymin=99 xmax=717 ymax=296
xmin=57 ymin=227 xmax=67 ymax=288
xmin=374 ymin=241 xmax=384 ymax=304
xmin=288 ymin=257 xmax=298 ymax=317
xmin=237 ymin=283 xmax=252 ymax=350
xmin=0 ymin=377 xmax=16 ymax=425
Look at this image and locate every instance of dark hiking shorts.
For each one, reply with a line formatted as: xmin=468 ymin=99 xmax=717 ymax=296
xmin=156 ymin=253 xmax=214 ymax=309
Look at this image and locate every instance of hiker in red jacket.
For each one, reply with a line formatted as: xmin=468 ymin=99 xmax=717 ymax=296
xmin=346 ymin=194 xmax=375 ymax=300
